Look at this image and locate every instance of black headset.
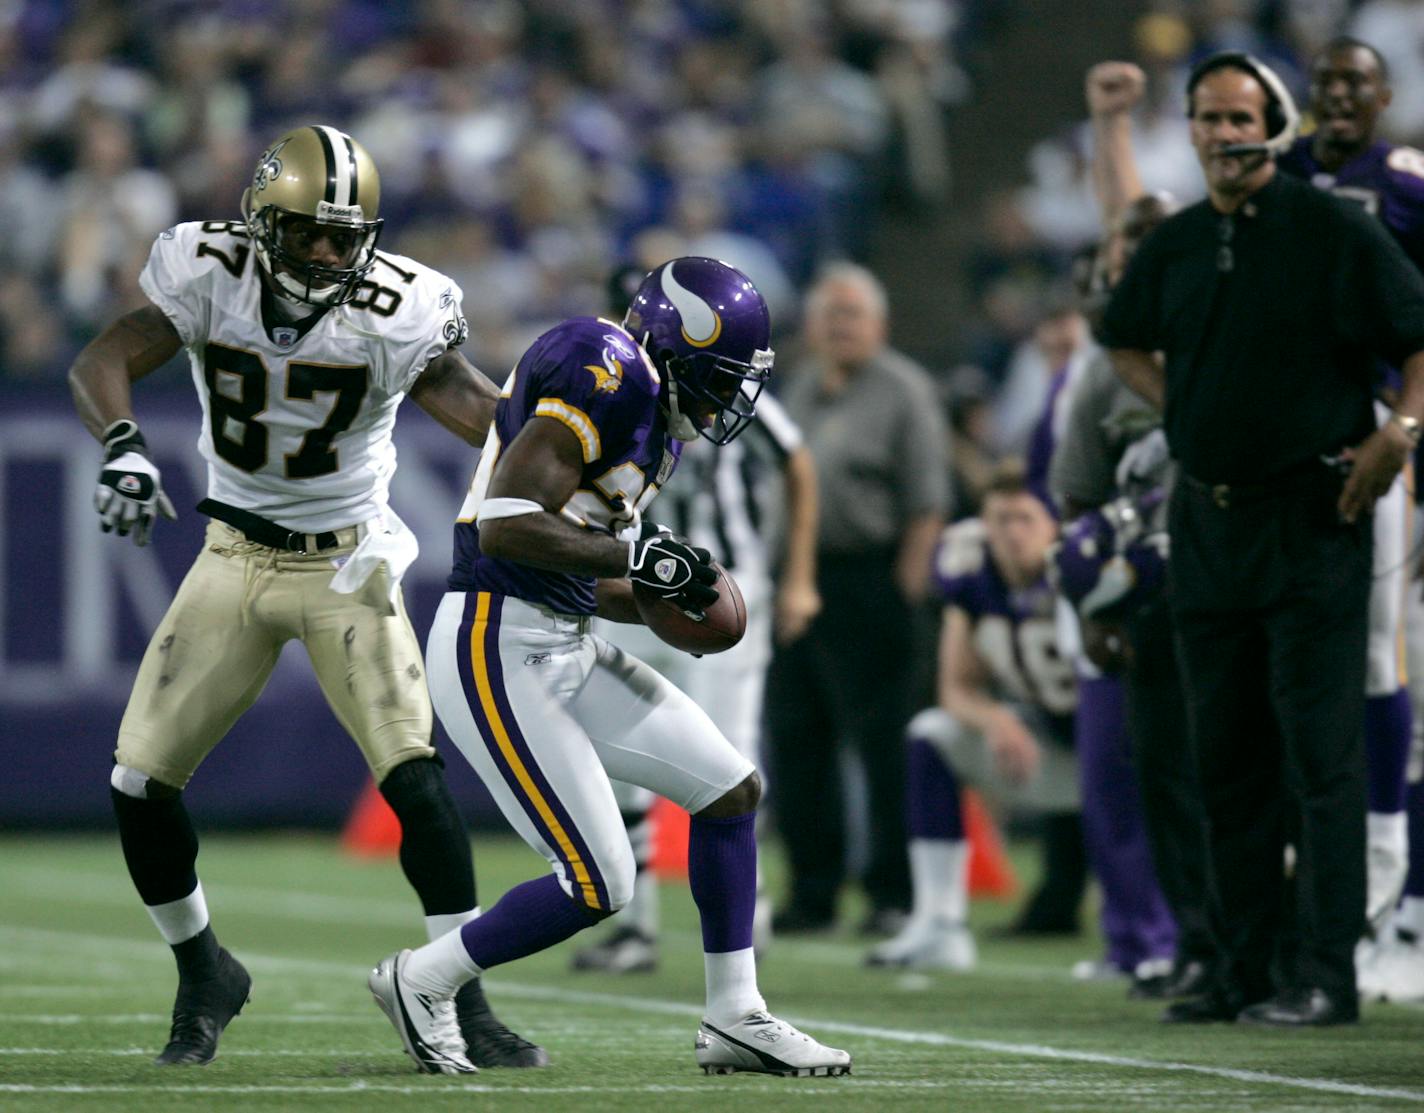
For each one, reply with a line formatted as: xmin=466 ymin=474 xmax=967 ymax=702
xmin=1185 ymin=51 xmax=1300 ymax=157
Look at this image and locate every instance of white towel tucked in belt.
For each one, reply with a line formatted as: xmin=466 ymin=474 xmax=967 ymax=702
xmin=329 ymin=507 xmax=419 ymax=607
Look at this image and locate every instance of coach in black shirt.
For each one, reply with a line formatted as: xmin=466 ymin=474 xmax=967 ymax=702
xmin=1100 ymin=52 xmax=1424 ymax=1026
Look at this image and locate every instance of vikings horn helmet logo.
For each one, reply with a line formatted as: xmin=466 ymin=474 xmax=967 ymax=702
xmin=623 ymin=257 xmax=773 ymax=445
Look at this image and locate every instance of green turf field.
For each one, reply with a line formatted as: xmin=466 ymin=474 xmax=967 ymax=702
xmin=2 ymin=832 xmax=1422 ymax=1112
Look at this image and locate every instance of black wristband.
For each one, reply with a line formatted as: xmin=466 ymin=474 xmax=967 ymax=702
xmin=101 ymin=419 xmax=148 ymax=462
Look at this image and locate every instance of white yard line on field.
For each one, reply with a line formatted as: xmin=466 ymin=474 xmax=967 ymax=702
xmin=1 ymin=925 xmax=1422 ymax=1104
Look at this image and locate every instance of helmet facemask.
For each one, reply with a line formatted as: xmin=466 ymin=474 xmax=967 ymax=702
xmin=661 ymin=347 xmax=773 ymax=445
xmin=243 ymin=196 xmax=382 ymax=308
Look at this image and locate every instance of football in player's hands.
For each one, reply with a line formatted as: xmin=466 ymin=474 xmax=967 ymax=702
xmin=633 ymin=560 xmax=746 ymax=655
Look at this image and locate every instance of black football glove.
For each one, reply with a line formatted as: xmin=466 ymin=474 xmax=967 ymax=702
xmin=627 ymin=521 xmax=719 ymax=610
xmin=94 ymin=419 xmax=177 ymax=547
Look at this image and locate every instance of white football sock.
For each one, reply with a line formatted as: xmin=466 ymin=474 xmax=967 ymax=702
xmin=621 ymin=869 xmax=659 ymax=938
xmin=145 ymin=882 xmax=210 ymax=945
xmin=703 ymin=948 xmax=765 ymax=1027
xmin=401 ymin=926 xmax=482 ymax=997
xmin=425 ymin=908 xmax=480 ymax=943
xmin=909 ymin=838 xmax=969 ymax=924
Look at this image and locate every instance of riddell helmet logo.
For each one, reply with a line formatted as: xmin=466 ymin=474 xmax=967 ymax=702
xmin=661 ymin=264 xmax=723 ymax=348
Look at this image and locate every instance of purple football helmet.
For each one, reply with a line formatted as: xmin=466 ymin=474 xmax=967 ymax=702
xmin=1051 ymin=490 xmax=1168 ymax=620
xmin=623 ymin=257 xmax=773 ymax=445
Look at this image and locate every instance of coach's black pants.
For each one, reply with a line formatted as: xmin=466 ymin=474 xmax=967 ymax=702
xmin=1169 ymin=476 xmax=1369 ymax=1002
xmin=765 ymin=549 xmax=921 ymax=919
xmin=1125 ymin=594 xmax=1217 ymax=968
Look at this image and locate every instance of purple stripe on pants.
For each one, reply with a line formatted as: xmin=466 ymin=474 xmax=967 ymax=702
xmin=457 ymin=592 xmax=610 ymax=911
xmin=1076 ymin=673 xmax=1178 ymax=970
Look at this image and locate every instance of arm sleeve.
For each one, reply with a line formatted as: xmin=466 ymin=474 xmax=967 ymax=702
xmin=379 ymin=274 xmax=471 ymax=395
xmin=137 ymin=227 xmax=208 ymax=346
xmin=524 ymin=326 xmax=655 ymax=465
xmin=1096 ymin=229 xmax=1165 ymax=352
xmin=1050 ymin=355 xmax=1119 ymax=509
xmin=895 ymin=370 xmax=953 ymax=520
xmin=1337 ymin=208 xmax=1424 ymax=366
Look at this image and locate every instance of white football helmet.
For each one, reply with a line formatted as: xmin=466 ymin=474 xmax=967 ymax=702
xmin=240 ymin=125 xmax=383 ymax=307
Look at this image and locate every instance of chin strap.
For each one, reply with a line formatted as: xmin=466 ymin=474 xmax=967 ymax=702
xmin=662 ymin=376 xmax=700 ymax=443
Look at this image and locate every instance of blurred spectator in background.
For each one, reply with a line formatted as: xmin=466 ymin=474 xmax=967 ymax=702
xmin=56 ymin=111 xmax=176 ymax=332
xmin=766 ymin=262 xmax=950 ymax=936
xmin=993 ymin=294 xmax=1094 ymax=456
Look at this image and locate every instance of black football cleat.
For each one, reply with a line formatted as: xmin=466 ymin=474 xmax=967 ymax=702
xmin=1237 ymin=988 xmax=1359 ymax=1027
xmin=456 ymin=978 xmax=549 ymax=1068
xmin=155 ymin=948 xmax=252 ymax=1066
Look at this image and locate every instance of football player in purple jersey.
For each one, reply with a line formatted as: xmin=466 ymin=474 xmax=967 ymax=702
xmin=1278 ymin=36 xmax=1424 ymax=1002
xmin=869 ymin=461 xmax=1081 ymax=969
xmin=365 ymin=258 xmax=851 ymax=1078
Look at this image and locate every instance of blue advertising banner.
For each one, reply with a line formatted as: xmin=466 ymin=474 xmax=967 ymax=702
xmin=0 ymin=383 xmax=505 ymax=829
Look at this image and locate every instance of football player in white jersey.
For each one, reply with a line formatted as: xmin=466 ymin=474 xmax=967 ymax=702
xmin=66 ymin=125 xmax=544 ymax=1070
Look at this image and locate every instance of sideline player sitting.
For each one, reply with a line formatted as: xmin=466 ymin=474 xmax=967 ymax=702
xmin=67 ymin=126 xmax=542 ymax=1068
xmin=365 ymin=258 xmax=851 ymax=1077
xmin=869 ymin=461 xmax=1077 ymax=969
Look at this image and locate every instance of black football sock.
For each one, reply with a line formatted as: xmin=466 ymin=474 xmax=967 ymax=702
xmin=380 ymin=757 xmax=478 ymax=914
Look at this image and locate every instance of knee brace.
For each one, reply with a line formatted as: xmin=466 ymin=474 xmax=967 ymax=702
xmin=379 ymin=756 xmax=476 ymax=915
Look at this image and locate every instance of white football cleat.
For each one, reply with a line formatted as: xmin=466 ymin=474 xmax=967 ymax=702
xmin=368 ymin=950 xmax=477 ymax=1075
xmin=865 ymin=917 xmax=976 ymax=970
xmin=696 ymin=1010 xmax=851 ymax=1077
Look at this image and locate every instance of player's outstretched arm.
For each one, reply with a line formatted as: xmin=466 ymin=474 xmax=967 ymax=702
xmin=409 ymin=348 xmax=500 ymax=447
xmin=68 ymin=302 xmax=184 ymax=547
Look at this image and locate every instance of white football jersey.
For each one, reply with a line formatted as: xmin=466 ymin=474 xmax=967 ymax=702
xmin=140 ymin=220 xmax=468 ymax=531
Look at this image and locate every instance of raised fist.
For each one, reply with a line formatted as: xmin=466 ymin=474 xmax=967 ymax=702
xmin=1086 ymin=61 xmax=1146 ymax=118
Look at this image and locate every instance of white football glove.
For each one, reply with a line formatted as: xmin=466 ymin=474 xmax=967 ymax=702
xmin=95 ymin=419 xmax=177 ymax=547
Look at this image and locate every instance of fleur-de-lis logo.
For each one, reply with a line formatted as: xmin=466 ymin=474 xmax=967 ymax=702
xmin=253 ymin=138 xmax=289 ymax=193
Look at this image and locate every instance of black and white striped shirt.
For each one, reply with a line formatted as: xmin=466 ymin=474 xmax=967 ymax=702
xmin=659 ymin=392 xmax=803 ymax=595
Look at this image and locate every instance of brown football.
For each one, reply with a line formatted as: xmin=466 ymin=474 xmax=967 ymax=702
xmin=632 ymin=561 xmax=746 ymax=654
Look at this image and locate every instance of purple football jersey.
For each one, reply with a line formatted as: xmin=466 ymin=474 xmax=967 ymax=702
xmin=933 ymin=520 xmax=1077 ymax=723
xmin=449 ymin=317 xmax=682 ymax=614
xmin=1280 ymin=138 xmax=1424 ymax=271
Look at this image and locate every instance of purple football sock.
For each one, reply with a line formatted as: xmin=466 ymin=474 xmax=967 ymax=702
xmin=458 ymin=874 xmax=599 ymax=969
xmin=688 ymin=812 xmax=757 ymax=953
xmin=1406 ymin=781 xmax=1424 ymax=899
xmin=907 ymin=735 xmax=965 ymax=840
xmin=1366 ymin=689 xmax=1412 ymax=813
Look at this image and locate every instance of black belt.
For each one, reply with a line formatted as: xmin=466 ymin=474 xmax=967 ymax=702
xmin=1180 ymin=458 xmax=1340 ymax=510
xmin=197 ymin=498 xmax=343 ymax=553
